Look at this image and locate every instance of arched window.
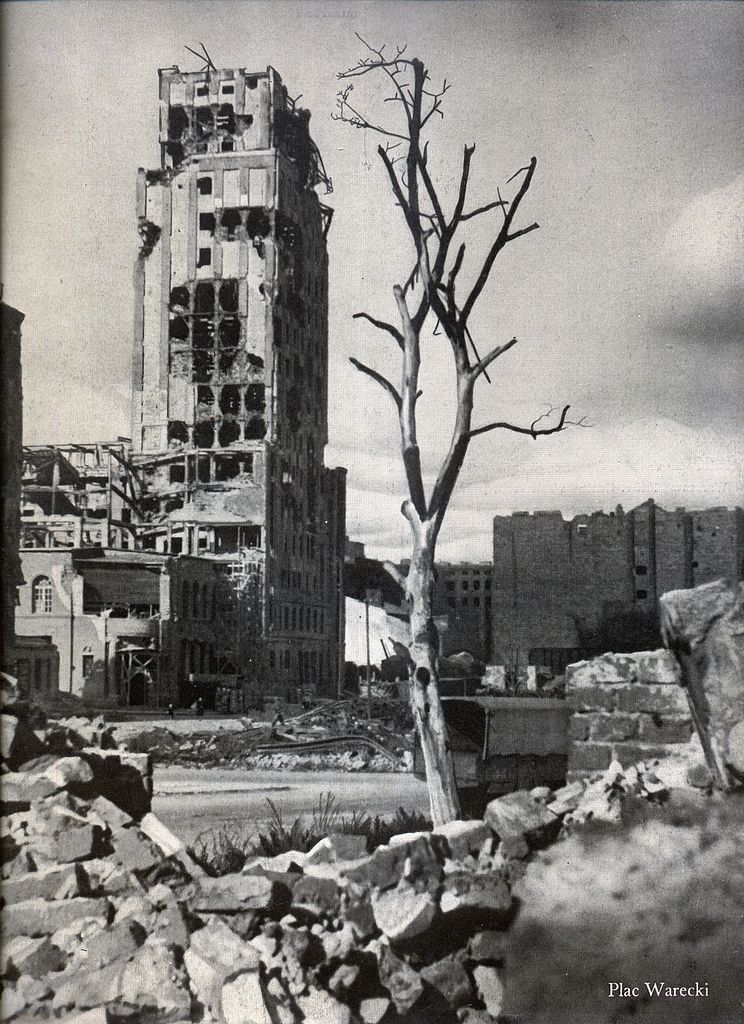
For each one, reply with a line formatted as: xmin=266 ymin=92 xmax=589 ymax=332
xmin=32 ymin=576 xmax=53 ymax=614
xmin=182 ymin=580 xmax=190 ymax=619
xmin=192 ymin=582 xmax=201 ymax=620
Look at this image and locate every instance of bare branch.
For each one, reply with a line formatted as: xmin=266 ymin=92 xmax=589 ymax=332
xmin=460 ymin=157 xmax=538 ymax=325
xmin=467 ymin=404 xmax=588 ymax=440
xmin=333 ymin=84 xmax=409 ymax=140
xmin=507 ymin=222 xmax=540 ymax=241
xmin=352 ymin=311 xmax=404 ymax=349
xmin=470 ymin=336 xmax=518 ymax=380
xmin=349 ymin=356 xmax=402 ymax=411
xmin=460 ymin=197 xmax=509 ymax=222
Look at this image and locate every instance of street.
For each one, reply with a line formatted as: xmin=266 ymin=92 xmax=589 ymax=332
xmin=152 ymin=766 xmax=430 ymax=847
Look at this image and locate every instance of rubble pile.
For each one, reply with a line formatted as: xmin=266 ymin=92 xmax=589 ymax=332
xmin=4 ymin=681 xmax=709 ymax=1024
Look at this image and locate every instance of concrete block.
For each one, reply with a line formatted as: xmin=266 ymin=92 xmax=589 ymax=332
xmin=589 ymin=713 xmax=639 ymax=742
xmin=636 ymin=716 xmax=694 ymax=744
xmin=616 ymin=684 xmax=690 ymax=715
xmin=567 ymin=685 xmax=618 ymax=711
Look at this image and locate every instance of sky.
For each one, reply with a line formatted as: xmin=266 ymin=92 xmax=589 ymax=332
xmin=1 ymin=0 xmax=742 ymax=561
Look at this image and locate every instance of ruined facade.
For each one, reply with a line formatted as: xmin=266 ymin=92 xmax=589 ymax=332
xmin=433 ymin=562 xmax=493 ymax=662
xmin=14 ymin=547 xmax=254 ymax=709
xmin=20 ymin=443 xmax=136 ymax=551
xmin=492 ymin=500 xmax=744 ymax=670
xmin=129 ymin=66 xmax=345 ymax=698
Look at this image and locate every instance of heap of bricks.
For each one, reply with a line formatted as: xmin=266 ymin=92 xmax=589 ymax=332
xmin=566 ymin=650 xmax=694 ymax=776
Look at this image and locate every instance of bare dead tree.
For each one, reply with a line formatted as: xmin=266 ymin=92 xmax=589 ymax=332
xmin=335 ymin=38 xmax=586 ymax=824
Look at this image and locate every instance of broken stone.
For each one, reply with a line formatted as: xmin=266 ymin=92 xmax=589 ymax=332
xmin=193 ymin=872 xmax=273 ymax=913
xmin=1 ymin=935 xmax=67 ymax=979
xmin=221 ymin=970 xmax=271 ymax=1024
xmin=1 ymin=769 xmax=57 ymax=805
xmin=88 ymin=796 xmax=132 ymax=831
xmin=328 ymin=962 xmax=360 ymax=996
xmin=45 ymin=756 xmax=96 ymax=789
xmin=358 ymin=996 xmax=391 ymax=1024
xmin=138 ymin=812 xmax=184 ymax=857
xmin=546 ymin=780 xmax=585 ymax=818
xmin=371 ymin=883 xmax=437 ymax=943
xmin=297 ymin=988 xmax=351 ymax=1024
xmin=420 ymin=952 xmax=473 ymax=1009
xmin=109 ymin=826 xmax=161 ymax=873
xmin=433 ymin=820 xmax=491 ymax=861
xmin=661 ymin=580 xmax=744 ymax=788
xmin=147 ymin=883 xmax=189 ymax=950
xmin=0 ymin=712 xmax=46 ymax=770
xmin=530 ymin=785 xmax=553 ymax=803
xmin=485 ymin=790 xmax=561 ymax=849
xmin=15 ymin=973 xmax=53 ymax=1011
xmin=472 ymin=964 xmax=505 ymax=1017
xmin=498 ymin=834 xmax=530 ymax=860
xmin=119 ymin=940 xmax=191 ymax=1020
xmin=0 ymin=985 xmax=26 ymax=1020
xmin=2 ymin=862 xmax=86 ymax=903
xmin=82 ymin=858 xmax=135 ymax=895
xmin=67 ymin=918 xmax=146 ymax=972
xmin=56 ymin=822 xmax=100 ymax=863
xmin=185 ymin=917 xmax=261 ymax=1020
xmin=4 ymin=897 xmax=110 ymax=939
xmin=242 ymin=850 xmax=307 ymax=874
xmin=440 ymin=872 xmax=512 ymax=921
xmin=291 ymin=874 xmax=340 ymax=918
xmin=304 ymin=836 xmax=335 ymax=866
xmin=376 ymin=943 xmax=423 ymax=1015
xmin=344 ymin=835 xmax=441 ymax=892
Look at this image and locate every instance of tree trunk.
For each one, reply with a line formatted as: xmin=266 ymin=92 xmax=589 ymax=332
xmin=407 ymin=528 xmax=461 ymax=825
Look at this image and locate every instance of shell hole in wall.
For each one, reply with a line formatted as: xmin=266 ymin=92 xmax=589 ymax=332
xmin=218 ymin=420 xmax=241 ymax=447
xmin=193 ymin=420 xmax=214 ymax=448
xmin=219 ymin=385 xmax=241 ymax=415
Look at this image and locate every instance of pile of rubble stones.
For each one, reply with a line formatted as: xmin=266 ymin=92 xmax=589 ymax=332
xmin=0 ymin=685 xmax=722 ymax=1024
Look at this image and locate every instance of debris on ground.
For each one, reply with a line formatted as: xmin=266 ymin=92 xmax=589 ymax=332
xmin=5 ymin=668 xmax=744 ymax=1023
xmin=117 ymin=699 xmax=414 ymax=773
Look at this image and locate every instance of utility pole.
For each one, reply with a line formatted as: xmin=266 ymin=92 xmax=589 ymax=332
xmin=364 ymin=590 xmax=372 ymax=722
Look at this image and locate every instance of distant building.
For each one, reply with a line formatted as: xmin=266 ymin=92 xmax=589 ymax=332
xmin=1 ymin=299 xmax=24 ymax=667
xmin=2 ymin=299 xmax=59 ymax=699
xmin=492 ymin=500 xmax=744 ymax=671
xmin=433 ymin=562 xmax=492 ymax=661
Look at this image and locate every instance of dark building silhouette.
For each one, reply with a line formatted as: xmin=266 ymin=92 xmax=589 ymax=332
xmin=492 ymin=499 xmax=744 ymax=672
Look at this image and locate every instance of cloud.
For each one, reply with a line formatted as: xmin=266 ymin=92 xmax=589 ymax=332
xmin=647 ymin=174 xmax=744 ymax=346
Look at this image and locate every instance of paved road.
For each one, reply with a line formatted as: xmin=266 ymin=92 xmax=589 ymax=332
xmin=152 ymin=766 xmax=430 ymax=847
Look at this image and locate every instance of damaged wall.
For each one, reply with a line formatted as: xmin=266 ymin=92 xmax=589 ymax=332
xmin=566 ymin=650 xmax=694 ymax=776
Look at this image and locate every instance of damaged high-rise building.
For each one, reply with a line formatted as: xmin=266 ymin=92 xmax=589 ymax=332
xmin=130 ymin=65 xmax=346 ymax=698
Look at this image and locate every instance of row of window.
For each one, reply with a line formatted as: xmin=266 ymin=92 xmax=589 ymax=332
xmin=181 ymin=579 xmax=218 ymax=621
xmin=15 ymin=657 xmax=53 ymax=692
xmin=271 ymin=602 xmax=326 ymax=635
xmin=444 ymin=578 xmax=492 ymax=592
